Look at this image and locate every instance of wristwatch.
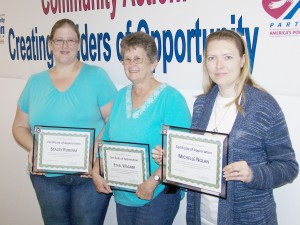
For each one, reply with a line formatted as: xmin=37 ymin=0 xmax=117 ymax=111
xmin=154 ymin=175 xmax=160 ymax=182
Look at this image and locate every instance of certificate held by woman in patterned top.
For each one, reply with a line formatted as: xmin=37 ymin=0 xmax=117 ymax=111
xmin=162 ymin=125 xmax=229 ymax=199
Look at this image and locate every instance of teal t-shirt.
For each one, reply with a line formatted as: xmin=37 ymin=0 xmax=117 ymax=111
xmin=103 ymin=83 xmax=191 ymax=207
xmin=18 ymin=63 xmax=117 ymax=176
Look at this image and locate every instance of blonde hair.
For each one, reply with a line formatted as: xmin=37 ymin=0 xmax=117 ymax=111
xmin=202 ymin=30 xmax=263 ymax=113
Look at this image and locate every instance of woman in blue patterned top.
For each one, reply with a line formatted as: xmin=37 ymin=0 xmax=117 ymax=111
xmin=92 ymin=31 xmax=191 ymax=225
xmin=12 ymin=19 xmax=117 ymax=225
xmin=154 ymin=29 xmax=298 ymax=225
xmin=188 ymin=30 xmax=299 ymax=225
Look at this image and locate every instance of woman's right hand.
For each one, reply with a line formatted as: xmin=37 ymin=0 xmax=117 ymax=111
xmin=92 ymin=171 xmax=112 ymax=194
xmin=92 ymin=158 xmax=112 ymax=194
xmin=28 ymin=148 xmax=33 ymax=173
xmin=152 ymin=145 xmax=166 ymax=165
xmin=28 ymin=147 xmax=45 ymax=175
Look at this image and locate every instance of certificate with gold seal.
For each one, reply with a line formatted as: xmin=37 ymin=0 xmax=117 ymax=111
xmin=32 ymin=125 xmax=96 ymax=175
xmin=99 ymin=141 xmax=150 ymax=192
xmin=162 ymin=125 xmax=229 ymax=198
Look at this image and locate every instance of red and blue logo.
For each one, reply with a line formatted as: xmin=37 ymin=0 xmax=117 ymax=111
xmin=262 ymin=0 xmax=294 ymax=19
xmin=262 ymin=0 xmax=300 ymax=36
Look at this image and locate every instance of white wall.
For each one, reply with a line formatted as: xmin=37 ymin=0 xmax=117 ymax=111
xmin=1 ymin=77 xmax=299 ymax=225
xmin=0 ymin=78 xmax=43 ymax=225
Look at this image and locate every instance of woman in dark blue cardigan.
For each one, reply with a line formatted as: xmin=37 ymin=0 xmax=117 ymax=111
xmin=153 ymin=29 xmax=298 ymax=224
xmin=186 ymin=30 xmax=299 ymax=224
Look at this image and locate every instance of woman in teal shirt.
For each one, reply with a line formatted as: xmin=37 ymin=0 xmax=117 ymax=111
xmin=92 ymin=31 xmax=191 ymax=225
xmin=12 ymin=19 xmax=117 ymax=225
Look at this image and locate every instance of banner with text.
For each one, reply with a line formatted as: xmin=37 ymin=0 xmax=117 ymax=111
xmin=0 ymin=0 xmax=299 ymax=95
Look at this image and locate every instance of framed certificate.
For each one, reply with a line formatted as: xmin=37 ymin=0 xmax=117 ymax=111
xmin=32 ymin=125 xmax=96 ymax=175
xmin=99 ymin=141 xmax=150 ymax=192
xmin=162 ymin=125 xmax=229 ymax=199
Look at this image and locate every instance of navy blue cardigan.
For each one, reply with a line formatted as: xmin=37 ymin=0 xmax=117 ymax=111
xmin=186 ymin=85 xmax=298 ymax=225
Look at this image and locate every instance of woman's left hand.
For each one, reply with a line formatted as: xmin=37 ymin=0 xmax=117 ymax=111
xmin=136 ymin=178 xmax=158 ymax=200
xmin=223 ymin=160 xmax=253 ymax=183
xmin=152 ymin=145 xmax=165 ymax=165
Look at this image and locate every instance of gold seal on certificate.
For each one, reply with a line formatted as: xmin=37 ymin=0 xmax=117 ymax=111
xmin=99 ymin=141 xmax=150 ymax=192
xmin=32 ymin=125 xmax=96 ymax=175
xmin=162 ymin=125 xmax=229 ymax=198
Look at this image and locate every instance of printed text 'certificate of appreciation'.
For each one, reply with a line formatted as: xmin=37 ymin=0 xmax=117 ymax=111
xmin=162 ymin=126 xmax=228 ymax=198
xmin=32 ymin=126 xmax=95 ymax=174
xmin=100 ymin=141 xmax=150 ymax=192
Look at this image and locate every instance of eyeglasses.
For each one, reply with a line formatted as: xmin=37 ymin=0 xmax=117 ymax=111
xmin=121 ymin=57 xmax=144 ymax=65
xmin=52 ymin=39 xmax=79 ymax=47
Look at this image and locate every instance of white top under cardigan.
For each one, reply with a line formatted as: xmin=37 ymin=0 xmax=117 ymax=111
xmin=201 ymin=94 xmax=237 ymax=225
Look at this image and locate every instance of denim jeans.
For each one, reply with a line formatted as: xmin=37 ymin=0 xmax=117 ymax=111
xmin=30 ymin=174 xmax=111 ymax=225
xmin=116 ymin=188 xmax=181 ymax=225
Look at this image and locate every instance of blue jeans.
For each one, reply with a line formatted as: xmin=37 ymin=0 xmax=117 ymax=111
xmin=30 ymin=174 xmax=111 ymax=225
xmin=116 ymin=188 xmax=181 ymax=225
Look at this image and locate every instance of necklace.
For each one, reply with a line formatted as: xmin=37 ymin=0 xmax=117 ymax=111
xmin=212 ymin=96 xmax=234 ymax=132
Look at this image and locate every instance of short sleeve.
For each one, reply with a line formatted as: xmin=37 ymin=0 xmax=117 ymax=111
xmin=163 ymin=89 xmax=191 ymax=128
xmin=95 ymin=67 xmax=117 ymax=108
xmin=18 ymin=77 xmax=34 ymax=114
